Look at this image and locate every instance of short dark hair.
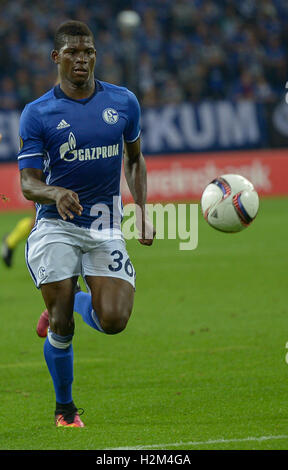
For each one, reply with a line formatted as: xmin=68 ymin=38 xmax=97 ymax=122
xmin=54 ymin=20 xmax=94 ymax=51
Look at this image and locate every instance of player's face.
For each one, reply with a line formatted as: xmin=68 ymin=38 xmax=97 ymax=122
xmin=54 ymin=35 xmax=96 ymax=86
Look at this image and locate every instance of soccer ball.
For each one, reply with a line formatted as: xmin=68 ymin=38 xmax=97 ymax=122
xmin=117 ymin=10 xmax=141 ymax=30
xmin=201 ymin=174 xmax=259 ymax=233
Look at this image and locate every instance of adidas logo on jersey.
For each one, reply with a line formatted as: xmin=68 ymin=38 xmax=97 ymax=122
xmin=56 ymin=120 xmax=70 ymax=129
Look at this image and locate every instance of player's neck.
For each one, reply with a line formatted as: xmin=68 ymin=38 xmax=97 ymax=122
xmin=59 ymin=78 xmax=95 ymax=100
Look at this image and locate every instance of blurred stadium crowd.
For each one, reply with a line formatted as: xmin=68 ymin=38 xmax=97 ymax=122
xmin=0 ymin=0 xmax=288 ymax=110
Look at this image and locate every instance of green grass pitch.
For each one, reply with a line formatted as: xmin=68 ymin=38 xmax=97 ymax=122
xmin=0 ymin=197 xmax=287 ymax=450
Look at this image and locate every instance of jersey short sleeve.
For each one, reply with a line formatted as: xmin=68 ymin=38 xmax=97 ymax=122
xmin=17 ymin=104 xmax=44 ymax=170
xmin=123 ymin=90 xmax=141 ymax=143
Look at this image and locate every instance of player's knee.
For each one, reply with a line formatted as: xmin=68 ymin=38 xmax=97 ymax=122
xmin=99 ymin=306 xmax=131 ymax=335
xmin=49 ymin=309 xmax=75 ymax=336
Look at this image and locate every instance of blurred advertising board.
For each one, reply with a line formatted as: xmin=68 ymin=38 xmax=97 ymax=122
xmin=141 ymin=101 xmax=267 ymax=154
xmin=0 ymin=100 xmax=268 ymax=163
xmin=1 ymin=149 xmax=287 ymax=212
xmin=121 ymin=149 xmax=288 ymax=202
xmin=265 ymin=99 xmax=288 ymax=149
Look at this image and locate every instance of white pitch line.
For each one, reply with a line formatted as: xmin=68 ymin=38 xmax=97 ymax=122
xmin=107 ymin=435 xmax=288 ymax=450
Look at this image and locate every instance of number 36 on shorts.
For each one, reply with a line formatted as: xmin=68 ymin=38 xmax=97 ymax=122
xmin=108 ymin=250 xmax=135 ymax=278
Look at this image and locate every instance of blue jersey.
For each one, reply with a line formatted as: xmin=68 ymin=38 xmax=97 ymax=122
xmin=17 ymin=80 xmax=141 ymax=229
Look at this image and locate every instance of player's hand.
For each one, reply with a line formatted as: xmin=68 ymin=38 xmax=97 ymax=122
xmin=136 ymin=207 xmax=156 ymax=246
xmin=54 ymin=188 xmax=83 ymax=221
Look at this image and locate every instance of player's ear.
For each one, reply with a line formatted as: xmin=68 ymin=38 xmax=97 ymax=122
xmin=51 ymin=50 xmax=59 ymax=64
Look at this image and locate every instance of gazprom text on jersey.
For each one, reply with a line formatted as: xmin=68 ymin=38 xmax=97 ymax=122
xmin=61 ymin=144 xmax=119 ymax=162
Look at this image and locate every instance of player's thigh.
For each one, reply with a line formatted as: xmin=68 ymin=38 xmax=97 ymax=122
xmin=83 ymin=238 xmax=136 ymax=327
xmin=86 ymin=275 xmax=135 ymax=316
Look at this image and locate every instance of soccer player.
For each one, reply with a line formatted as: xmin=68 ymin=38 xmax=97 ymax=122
xmin=0 ymin=133 xmax=34 ymax=266
xmin=2 ymin=216 xmax=34 ymax=267
xmin=18 ymin=20 xmax=155 ymax=428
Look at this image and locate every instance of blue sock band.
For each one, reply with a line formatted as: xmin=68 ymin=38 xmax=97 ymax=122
xmin=74 ymin=291 xmax=104 ymax=332
xmin=44 ymin=331 xmax=74 ymax=404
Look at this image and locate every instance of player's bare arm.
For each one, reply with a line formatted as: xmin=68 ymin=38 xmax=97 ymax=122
xmin=20 ymin=167 xmax=83 ymax=221
xmin=124 ymin=138 xmax=155 ymax=245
